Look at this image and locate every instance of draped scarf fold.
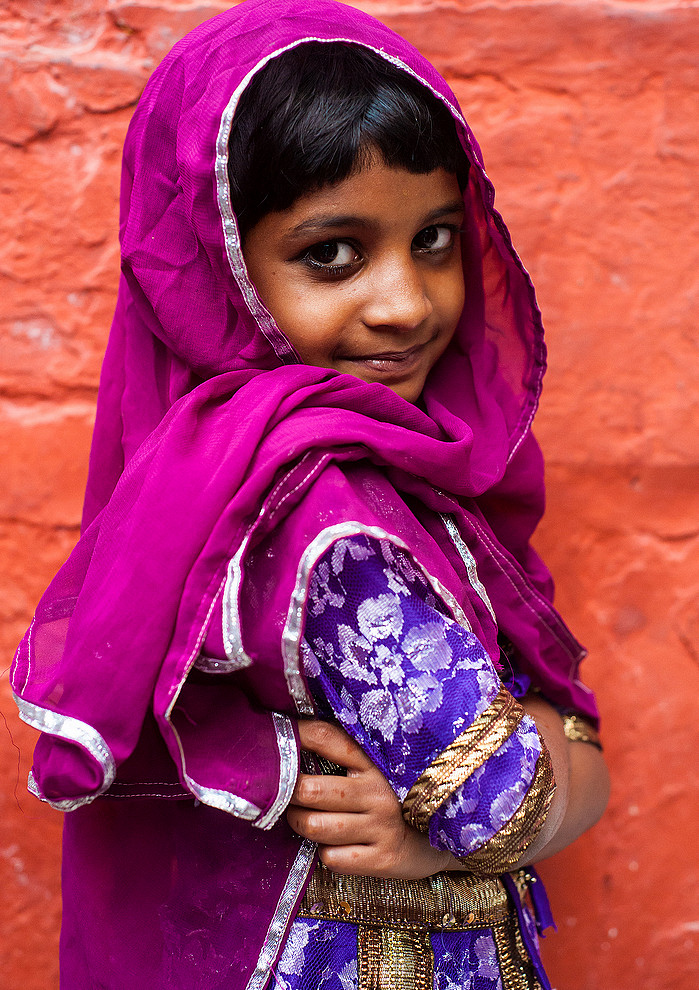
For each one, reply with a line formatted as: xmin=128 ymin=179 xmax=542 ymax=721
xmin=12 ymin=0 xmax=595 ymax=877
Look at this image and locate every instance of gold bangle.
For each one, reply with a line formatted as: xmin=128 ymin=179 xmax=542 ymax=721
xmin=403 ymin=686 xmax=523 ymax=831
xmin=456 ymin=744 xmax=556 ymax=875
xmin=561 ymin=714 xmax=603 ymax=751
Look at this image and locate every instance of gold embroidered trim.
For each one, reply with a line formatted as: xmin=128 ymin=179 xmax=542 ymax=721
xmin=299 ymin=865 xmax=543 ymax=990
xmin=298 ymin=863 xmax=512 ymax=929
xmin=403 ymin=685 xmax=524 ymax=831
xmin=358 ymin=925 xmax=433 ymax=990
xmin=492 ymin=914 xmax=545 ymax=990
xmin=458 ymin=744 xmax=556 ymax=875
xmin=562 ymin=714 xmax=603 ymax=750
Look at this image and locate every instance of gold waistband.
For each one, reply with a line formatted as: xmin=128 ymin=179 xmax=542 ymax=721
xmin=298 ymin=866 xmax=541 ymax=990
xmin=299 ymin=863 xmax=517 ymax=931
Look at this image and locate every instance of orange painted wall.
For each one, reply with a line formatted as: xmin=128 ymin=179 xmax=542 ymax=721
xmin=1 ymin=2 xmax=697 ymax=988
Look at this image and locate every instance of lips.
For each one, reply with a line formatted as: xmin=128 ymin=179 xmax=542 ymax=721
xmin=343 ymin=340 xmax=431 ymax=374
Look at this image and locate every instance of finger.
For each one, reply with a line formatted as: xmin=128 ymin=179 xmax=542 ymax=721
xmin=318 ymin=840 xmax=453 ymax=881
xmin=286 ymin=807 xmax=377 ymax=846
xmin=297 ymin=720 xmax=375 ymax=772
xmin=318 ymin=843 xmax=396 ymax=877
xmin=291 ymin=772 xmax=373 ymax=812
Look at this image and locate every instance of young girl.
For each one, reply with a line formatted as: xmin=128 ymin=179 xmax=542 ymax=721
xmin=11 ymin=1 xmax=609 ymax=987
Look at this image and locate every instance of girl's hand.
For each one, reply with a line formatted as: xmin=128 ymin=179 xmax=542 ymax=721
xmin=287 ymin=720 xmax=459 ymax=879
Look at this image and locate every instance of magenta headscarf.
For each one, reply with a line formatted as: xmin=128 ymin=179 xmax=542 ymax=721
xmin=11 ymin=1 xmax=596 ymax=985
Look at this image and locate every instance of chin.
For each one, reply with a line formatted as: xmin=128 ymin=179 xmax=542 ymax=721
xmin=390 ymin=381 xmax=424 ymax=404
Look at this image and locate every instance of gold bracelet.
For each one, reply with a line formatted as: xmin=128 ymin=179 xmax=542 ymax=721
xmin=561 ymin=714 xmax=603 ymax=751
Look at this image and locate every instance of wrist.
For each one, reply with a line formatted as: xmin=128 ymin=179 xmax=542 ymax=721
xmin=561 ymin=713 xmax=603 ymax=750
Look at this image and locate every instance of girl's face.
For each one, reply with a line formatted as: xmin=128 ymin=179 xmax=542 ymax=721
xmin=242 ymin=152 xmax=465 ymax=403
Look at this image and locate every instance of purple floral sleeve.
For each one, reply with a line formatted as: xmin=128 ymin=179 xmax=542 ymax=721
xmin=301 ymin=534 xmax=549 ymax=861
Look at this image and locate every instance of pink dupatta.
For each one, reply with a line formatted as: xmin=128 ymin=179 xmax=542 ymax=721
xmin=12 ymin=2 xmax=596 ymax=985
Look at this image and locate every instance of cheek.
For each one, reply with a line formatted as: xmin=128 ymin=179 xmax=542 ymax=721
xmin=437 ymin=269 xmax=466 ymax=337
xmin=269 ymin=285 xmax=350 ymax=362
xmin=452 ymin=279 xmax=466 ymax=329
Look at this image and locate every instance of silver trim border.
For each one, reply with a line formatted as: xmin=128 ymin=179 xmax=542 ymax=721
xmin=184 ymin=773 xmax=261 ymax=820
xmin=165 ymin=574 xmax=265 ymax=821
xmin=212 ymin=453 xmax=328 ymax=676
xmin=193 ymin=653 xmax=239 ymax=674
xmin=440 ymin=514 xmax=497 ymax=623
xmin=245 ymin=838 xmax=317 ymax=990
xmin=219 ymin=532 xmax=255 ymax=672
xmin=216 ymin=42 xmax=311 ymax=361
xmin=14 ymin=692 xmax=116 ymax=811
xmin=254 ymin=713 xmax=299 ymax=830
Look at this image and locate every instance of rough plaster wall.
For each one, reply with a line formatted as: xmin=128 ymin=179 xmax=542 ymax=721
xmin=0 ymin=1 xmax=697 ymax=987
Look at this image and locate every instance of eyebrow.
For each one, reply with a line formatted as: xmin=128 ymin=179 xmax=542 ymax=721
xmin=284 ymin=199 xmax=466 ymax=240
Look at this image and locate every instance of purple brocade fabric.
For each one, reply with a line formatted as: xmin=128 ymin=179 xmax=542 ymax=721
xmin=10 ymin=1 xmax=597 ymax=985
xmin=274 ymin=917 xmax=520 ymax=990
xmin=302 ymin=534 xmax=543 ymax=856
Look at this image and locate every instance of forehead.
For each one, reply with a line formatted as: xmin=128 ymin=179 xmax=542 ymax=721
xmin=254 ymin=156 xmax=464 ymax=245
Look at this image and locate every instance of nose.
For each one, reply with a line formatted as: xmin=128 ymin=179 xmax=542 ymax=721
xmin=361 ymin=255 xmax=433 ymax=332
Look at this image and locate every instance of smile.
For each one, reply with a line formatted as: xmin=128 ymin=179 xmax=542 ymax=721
xmin=343 ymin=341 xmax=432 ymax=376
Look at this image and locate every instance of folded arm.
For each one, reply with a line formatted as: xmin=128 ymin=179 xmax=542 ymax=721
xmin=289 ymin=703 xmax=608 ymax=878
xmin=288 ymin=533 xmax=607 ymax=877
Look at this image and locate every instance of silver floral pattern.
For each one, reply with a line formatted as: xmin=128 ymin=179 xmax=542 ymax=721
xmin=276 ymin=534 xmax=549 ymax=990
xmin=303 ymin=534 xmax=543 ymax=848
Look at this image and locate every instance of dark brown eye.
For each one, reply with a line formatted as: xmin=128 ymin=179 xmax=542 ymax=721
xmin=309 ymin=241 xmax=341 ymax=264
xmin=413 ymin=225 xmax=454 ymax=252
xmin=304 ymin=240 xmax=360 ymax=271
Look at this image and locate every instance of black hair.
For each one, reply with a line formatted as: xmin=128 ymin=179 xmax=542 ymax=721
xmin=228 ymin=42 xmax=470 ymax=238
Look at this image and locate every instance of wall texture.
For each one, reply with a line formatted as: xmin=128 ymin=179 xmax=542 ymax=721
xmin=1 ymin=1 xmax=697 ymax=988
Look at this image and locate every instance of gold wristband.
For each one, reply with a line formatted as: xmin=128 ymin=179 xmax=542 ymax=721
xmin=403 ymin=686 xmax=523 ymax=832
xmin=561 ymin=714 xmax=603 ymax=751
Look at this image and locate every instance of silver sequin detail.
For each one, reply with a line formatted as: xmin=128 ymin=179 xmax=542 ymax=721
xmin=254 ymin=713 xmax=299 ymax=830
xmin=14 ymin=692 xmax=116 ymax=810
xmin=245 ymin=838 xmax=317 ymax=990
xmin=192 ymin=533 xmax=253 ymax=674
xmin=193 ymin=653 xmax=238 ymax=674
xmin=216 ymin=43 xmax=307 ymax=361
xmin=219 ymin=533 xmax=255 ymax=672
xmin=184 ymin=773 xmax=261 ymax=821
xmin=441 ymin=514 xmax=497 ymax=622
